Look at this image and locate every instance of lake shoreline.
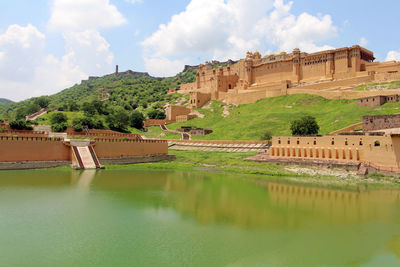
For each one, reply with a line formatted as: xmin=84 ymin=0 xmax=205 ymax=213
xmin=2 ymin=150 xmax=399 ymax=189
xmin=106 ymin=151 xmax=400 ymax=189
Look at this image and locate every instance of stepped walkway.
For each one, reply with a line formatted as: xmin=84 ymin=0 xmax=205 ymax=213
xmin=69 ymin=140 xmax=103 ymax=169
xmin=168 ymin=140 xmax=270 ymax=153
xmin=160 ymin=125 xmax=191 ymax=140
xmin=25 ymin=108 xmax=47 ymax=121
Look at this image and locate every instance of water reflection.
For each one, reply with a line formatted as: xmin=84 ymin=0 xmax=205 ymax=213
xmin=1 ymin=169 xmax=400 ymax=266
xmin=158 ymin=171 xmax=400 ymax=228
xmin=73 ymin=170 xmax=96 ymax=190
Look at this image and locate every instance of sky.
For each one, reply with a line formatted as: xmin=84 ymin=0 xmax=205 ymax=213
xmin=0 ymin=0 xmax=400 ymax=101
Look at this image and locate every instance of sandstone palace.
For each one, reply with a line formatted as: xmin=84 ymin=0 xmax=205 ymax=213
xmin=179 ymin=45 xmax=400 ymax=107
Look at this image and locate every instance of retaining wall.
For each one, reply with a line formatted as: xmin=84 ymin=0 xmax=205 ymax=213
xmin=0 ymin=137 xmax=70 ymax=162
xmin=93 ymin=139 xmax=168 ymax=158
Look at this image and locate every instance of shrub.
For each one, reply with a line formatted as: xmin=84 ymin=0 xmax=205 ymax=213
xmin=260 ymin=130 xmax=272 ymax=141
xmin=50 ymin=112 xmax=68 ymax=124
xmin=290 ymin=115 xmax=319 ymax=136
xmin=25 ymin=125 xmax=33 ymax=130
xmin=0 ymin=126 xmax=7 ymax=133
xmin=9 ymin=120 xmax=30 ymax=130
xmin=73 ymin=123 xmax=83 ymax=132
xmin=147 ymin=109 xmax=166 ymax=119
xmin=51 ymin=123 xmax=67 ymax=132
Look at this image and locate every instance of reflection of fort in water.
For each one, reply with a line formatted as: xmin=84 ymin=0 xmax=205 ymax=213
xmin=163 ymin=172 xmax=400 ymax=227
xmin=268 ymin=182 xmax=400 ymax=223
xmin=62 ymin=170 xmax=400 ymax=228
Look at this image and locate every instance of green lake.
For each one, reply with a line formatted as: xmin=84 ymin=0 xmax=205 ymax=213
xmin=1 ymin=168 xmax=400 ymax=266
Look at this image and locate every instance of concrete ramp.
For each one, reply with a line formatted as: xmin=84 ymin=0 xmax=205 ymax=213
xmin=70 ymin=140 xmax=102 ymax=169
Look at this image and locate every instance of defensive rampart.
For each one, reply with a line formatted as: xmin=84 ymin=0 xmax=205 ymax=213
xmin=94 ymin=139 xmax=168 ymax=158
xmin=180 ymin=45 xmax=400 ymax=106
xmin=144 ymin=119 xmax=174 ymax=127
xmin=0 ymin=137 xmax=69 ymax=162
xmin=267 ymin=134 xmax=400 ymax=172
xmin=0 ymin=136 xmax=169 ymax=169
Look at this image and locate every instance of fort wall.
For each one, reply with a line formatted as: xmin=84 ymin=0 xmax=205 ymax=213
xmin=180 ymin=81 xmax=197 ymax=92
xmin=190 ymin=91 xmax=211 ymax=108
xmin=167 ymin=105 xmax=191 ymax=121
xmin=180 ymin=45 xmax=400 ymax=106
xmin=93 ymin=139 xmax=168 ymax=158
xmin=0 ymin=136 xmax=169 ymax=166
xmin=0 ymin=137 xmax=70 ymax=162
xmin=144 ymin=119 xmax=173 ymax=127
xmin=363 ymin=114 xmax=400 ymax=131
xmin=269 ymin=134 xmax=400 ymax=170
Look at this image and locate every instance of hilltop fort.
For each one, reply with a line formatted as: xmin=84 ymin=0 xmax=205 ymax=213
xmin=179 ymin=45 xmax=400 ymax=107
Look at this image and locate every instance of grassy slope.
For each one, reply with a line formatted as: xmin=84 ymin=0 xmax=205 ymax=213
xmin=149 ymin=94 xmax=400 ymax=140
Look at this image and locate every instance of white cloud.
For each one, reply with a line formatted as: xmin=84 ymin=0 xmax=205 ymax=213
xmin=48 ymin=0 xmax=126 ymax=31
xmin=386 ymin=50 xmax=400 ymax=61
xmin=141 ymin=0 xmax=337 ymax=76
xmin=360 ymin=37 xmax=368 ymax=47
xmin=62 ymin=30 xmax=114 ymax=75
xmin=0 ymin=0 xmax=128 ymax=101
xmin=0 ymin=25 xmax=115 ymax=101
xmin=125 ymin=0 xmax=143 ymax=4
xmin=143 ymin=57 xmax=186 ymax=77
xmin=0 ymin=24 xmax=45 ymax=82
xmin=259 ymin=0 xmax=337 ymax=52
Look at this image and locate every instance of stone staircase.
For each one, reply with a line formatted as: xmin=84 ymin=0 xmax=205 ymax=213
xmin=70 ymin=140 xmax=103 ymax=169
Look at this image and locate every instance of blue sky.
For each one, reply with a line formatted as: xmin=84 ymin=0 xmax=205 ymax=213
xmin=0 ymin=0 xmax=399 ymax=101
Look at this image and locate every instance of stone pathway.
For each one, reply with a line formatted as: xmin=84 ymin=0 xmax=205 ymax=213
xmin=160 ymin=125 xmax=191 ymax=140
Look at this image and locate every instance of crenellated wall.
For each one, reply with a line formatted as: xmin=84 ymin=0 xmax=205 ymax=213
xmin=93 ymin=139 xmax=168 ymax=158
xmin=270 ymin=134 xmax=400 ymax=171
xmin=0 ymin=136 xmax=169 ymax=165
xmin=179 ymin=45 xmax=400 ymax=106
xmin=0 ymin=137 xmax=70 ymax=162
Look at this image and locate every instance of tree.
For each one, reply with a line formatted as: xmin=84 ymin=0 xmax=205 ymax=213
xmin=290 ymin=115 xmax=319 ymax=136
xmin=81 ymin=102 xmax=97 ymax=116
xmin=34 ymin=96 xmax=50 ymax=108
xmin=50 ymin=112 xmax=68 ymax=125
xmin=260 ymin=130 xmax=272 ymax=141
xmin=147 ymin=109 xmax=166 ymax=119
xmin=69 ymin=102 xmax=80 ymax=112
xmin=9 ymin=120 xmax=32 ymax=130
xmin=51 ymin=123 xmax=67 ymax=132
xmin=130 ymin=111 xmax=145 ymax=129
xmin=106 ymin=108 xmax=130 ymax=132
xmin=26 ymin=103 xmax=41 ymax=115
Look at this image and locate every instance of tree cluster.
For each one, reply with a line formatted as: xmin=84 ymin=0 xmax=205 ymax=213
xmin=290 ymin=116 xmax=319 ymax=136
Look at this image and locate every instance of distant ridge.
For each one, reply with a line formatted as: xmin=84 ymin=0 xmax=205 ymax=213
xmin=183 ymin=59 xmax=237 ymax=72
xmin=0 ymin=98 xmax=13 ymax=105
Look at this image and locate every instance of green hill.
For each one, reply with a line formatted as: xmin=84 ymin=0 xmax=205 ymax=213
xmin=0 ymin=98 xmax=13 ymax=105
xmin=0 ymin=68 xmax=197 ymax=119
xmin=148 ymin=94 xmax=400 ymax=140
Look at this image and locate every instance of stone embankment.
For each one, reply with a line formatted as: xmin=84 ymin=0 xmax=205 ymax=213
xmin=246 ymin=153 xmax=360 ymax=171
xmin=168 ymin=140 xmax=270 ymax=152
